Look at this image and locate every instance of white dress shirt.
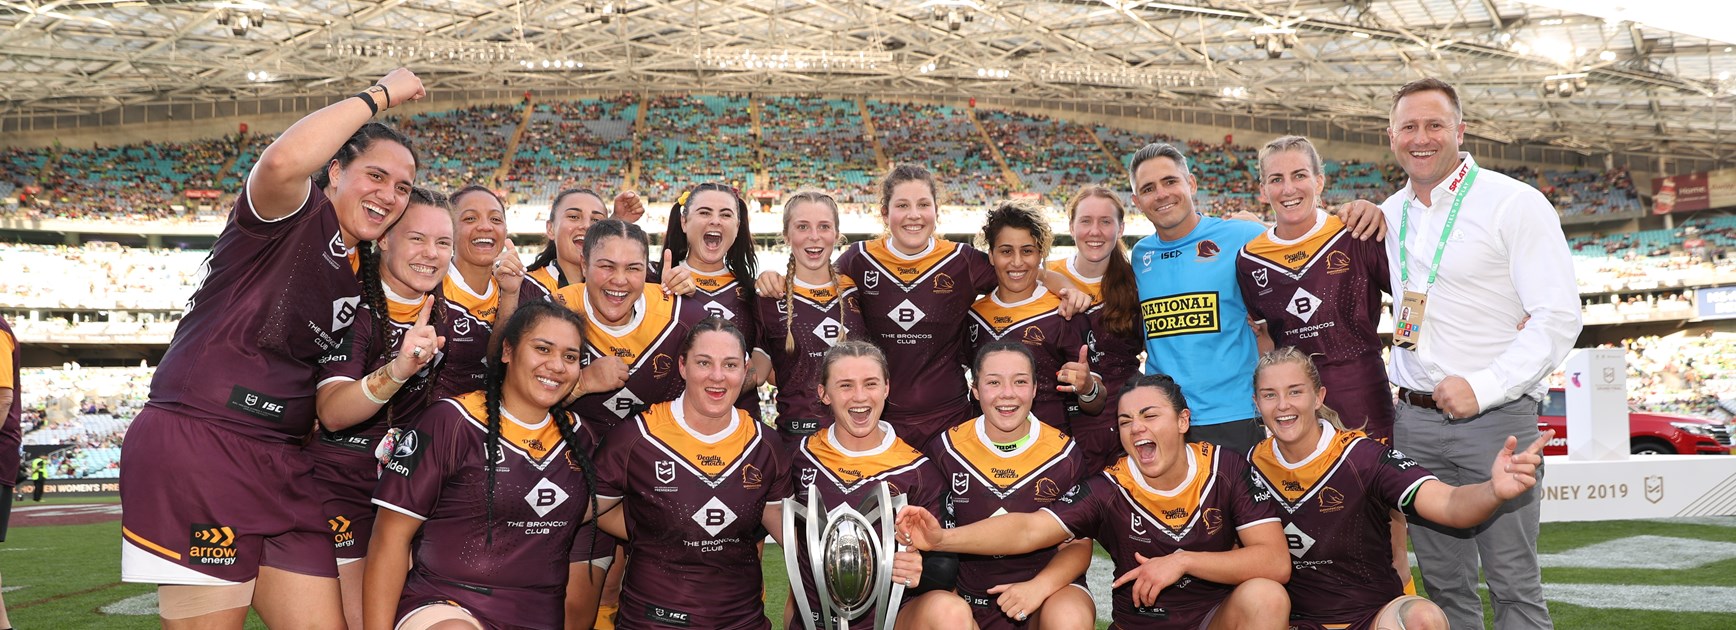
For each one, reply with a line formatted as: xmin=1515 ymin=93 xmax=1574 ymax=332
xmin=1378 ymin=153 xmax=1583 ymax=412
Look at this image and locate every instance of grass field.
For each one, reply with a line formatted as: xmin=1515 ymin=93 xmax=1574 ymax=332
xmin=3 ymin=499 xmax=1732 ymax=628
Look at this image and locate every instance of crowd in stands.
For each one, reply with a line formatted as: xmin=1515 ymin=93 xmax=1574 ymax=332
xmin=0 ymin=242 xmax=206 ymax=310
xmin=1569 ymin=333 xmax=1736 ymax=421
xmin=760 ymin=96 xmax=879 ymax=203
xmin=508 ymin=94 xmax=637 ymax=206
xmin=638 ymin=94 xmax=757 ymax=199
xmin=14 ymin=365 xmax=151 ymax=479
xmin=387 ymin=103 xmax=524 ymax=193
xmin=978 ymin=110 xmax=1120 ymax=198
xmin=0 ymin=98 xmax=1653 ymax=223
xmin=867 ymin=100 xmax=1008 ymax=205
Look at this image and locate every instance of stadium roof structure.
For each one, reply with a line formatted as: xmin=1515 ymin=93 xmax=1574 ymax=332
xmin=3 ymin=0 xmax=1734 ymax=168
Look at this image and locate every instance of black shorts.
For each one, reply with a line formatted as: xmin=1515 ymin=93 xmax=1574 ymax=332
xmin=0 ymin=487 xmax=13 ymax=542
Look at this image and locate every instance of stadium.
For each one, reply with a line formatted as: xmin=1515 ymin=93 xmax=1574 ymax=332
xmin=1 ymin=0 xmax=1734 ymax=628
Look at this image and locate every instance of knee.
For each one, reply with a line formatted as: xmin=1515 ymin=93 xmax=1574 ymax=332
xmin=1230 ymin=578 xmax=1290 ymax=618
xmin=1395 ymin=597 xmax=1448 ymax=630
xmin=925 ymin=592 xmax=975 ymax=629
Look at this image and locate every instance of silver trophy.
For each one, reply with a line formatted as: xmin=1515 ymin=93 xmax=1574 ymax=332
xmin=783 ymin=481 xmax=908 ymax=629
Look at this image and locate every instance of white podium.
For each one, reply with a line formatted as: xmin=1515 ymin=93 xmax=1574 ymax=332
xmin=1541 ymin=348 xmax=1736 ymax=522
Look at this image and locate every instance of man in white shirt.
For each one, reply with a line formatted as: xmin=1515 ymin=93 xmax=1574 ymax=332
xmin=1378 ymin=78 xmax=1581 ymax=629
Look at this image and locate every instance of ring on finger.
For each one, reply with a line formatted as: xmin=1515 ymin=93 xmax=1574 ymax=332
xmin=412 ymin=347 xmax=424 ymax=359
xmin=1016 ymin=612 xmax=1028 ymax=621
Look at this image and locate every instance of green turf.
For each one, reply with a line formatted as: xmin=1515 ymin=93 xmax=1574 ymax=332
xmin=5 ymin=518 xmax=1730 ymax=628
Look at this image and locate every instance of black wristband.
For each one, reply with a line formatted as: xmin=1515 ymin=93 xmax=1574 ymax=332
xmin=374 ymin=83 xmax=391 ymax=109
xmin=353 ymin=91 xmax=379 ymax=116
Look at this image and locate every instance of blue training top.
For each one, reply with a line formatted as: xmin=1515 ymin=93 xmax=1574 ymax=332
xmin=1130 ymin=213 xmax=1266 ymax=426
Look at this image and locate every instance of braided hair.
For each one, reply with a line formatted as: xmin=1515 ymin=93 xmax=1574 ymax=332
xmin=479 ymin=301 xmax=596 ymax=547
xmin=531 ymin=188 xmax=607 ymax=285
xmin=320 ymin=123 xmax=418 ymax=376
xmin=778 ymin=191 xmax=844 ymax=354
xmin=663 ymin=182 xmax=758 ymax=301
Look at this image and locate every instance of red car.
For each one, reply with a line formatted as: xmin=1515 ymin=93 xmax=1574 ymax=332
xmin=1538 ymin=388 xmax=1732 ymax=456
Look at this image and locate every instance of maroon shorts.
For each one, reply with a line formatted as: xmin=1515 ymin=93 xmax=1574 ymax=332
xmin=398 ymin=570 xmax=563 ymax=630
xmin=1109 ymin=597 xmax=1225 ymax=629
xmin=120 ymin=408 xmax=337 ymax=585
xmin=307 ymin=441 xmax=380 ymax=561
xmin=565 ymin=521 xmax=619 ymax=564
xmin=1288 ymin=607 xmax=1381 ymax=630
xmin=963 ymin=578 xmax=1090 ymax=630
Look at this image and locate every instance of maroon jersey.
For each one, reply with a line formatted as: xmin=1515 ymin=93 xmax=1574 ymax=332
xmin=527 ymin=262 xmax=567 ymax=296
xmin=932 ymin=418 xmax=1084 ymax=607
xmin=838 ymin=238 xmax=997 ymax=447
xmin=1046 ymin=443 xmax=1280 ymax=628
xmin=756 ymin=277 xmax=867 ymax=441
xmin=373 ymin=391 xmax=597 ymax=629
xmin=0 ymin=316 xmax=20 ymax=487
xmin=966 ymin=288 xmax=1090 ymax=430
xmin=552 ymin=284 xmax=699 ymax=434
xmin=1045 ymin=258 xmax=1144 ymax=435
xmin=788 ymin=425 xmax=940 ymax=627
xmin=308 ymin=293 xmax=441 ymax=558
xmin=313 ymin=292 xmax=442 ymax=451
xmin=436 ymin=271 xmax=547 ymax=401
xmin=146 ymin=181 xmax=360 ymax=442
xmin=1247 ymin=425 xmax=1435 ymax=624
xmin=667 ymin=265 xmax=764 ymax=421
xmin=594 ymin=399 xmax=792 ymax=630
xmin=1236 ymin=214 xmax=1395 ymax=441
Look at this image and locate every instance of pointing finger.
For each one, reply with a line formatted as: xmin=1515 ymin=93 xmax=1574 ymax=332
xmin=415 ymin=298 xmax=433 ymax=327
xmin=662 ymin=248 xmax=673 ymax=273
xmin=1526 ymin=430 xmax=1554 ymax=456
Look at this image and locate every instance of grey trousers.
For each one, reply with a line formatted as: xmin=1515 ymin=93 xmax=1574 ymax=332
xmin=1396 ymin=397 xmax=1552 ymax=630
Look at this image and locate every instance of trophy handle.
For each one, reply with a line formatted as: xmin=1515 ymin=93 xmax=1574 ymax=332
xmin=784 ymin=487 xmax=820 ymax=630
xmin=803 ymin=483 xmax=838 ymax=630
xmin=873 ymin=481 xmax=908 ymax=630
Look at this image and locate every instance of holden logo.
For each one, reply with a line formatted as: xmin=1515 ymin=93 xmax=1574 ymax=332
xmin=655 ymin=460 xmax=676 ymax=484
xmin=453 ymin=317 xmax=471 ymax=336
xmin=1252 ymin=268 xmax=1268 ymax=288
xmin=863 ymin=270 xmax=880 ymax=289
xmin=331 ymin=296 xmax=360 ymax=331
xmin=392 ymin=431 xmax=419 ymax=458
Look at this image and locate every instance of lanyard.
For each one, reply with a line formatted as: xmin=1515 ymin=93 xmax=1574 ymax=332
xmin=1399 ymin=163 xmax=1480 ymax=291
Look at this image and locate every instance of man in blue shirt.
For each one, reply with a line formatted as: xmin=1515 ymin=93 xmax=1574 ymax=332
xmin=1127 ymin=143 xmax=1270 ymax=453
